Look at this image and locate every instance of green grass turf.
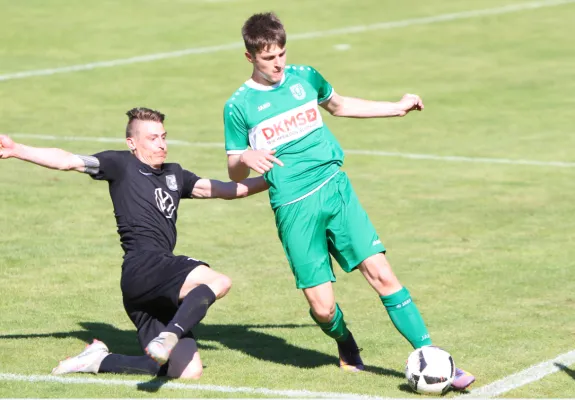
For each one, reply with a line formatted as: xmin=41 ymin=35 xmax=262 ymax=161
xmin=1 ymin=0 xmax=574 ymax=397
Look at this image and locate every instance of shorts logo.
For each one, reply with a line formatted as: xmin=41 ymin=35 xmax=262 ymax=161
xmin=166 ymin=174 xmax=178 ymax=191
xmin=372 ymin=239 xmax=381 ymax=246
xmin=155 ymin=188 xmax=175 ymax=218
xmin=290 ymin=83 xmax=306 ymax=100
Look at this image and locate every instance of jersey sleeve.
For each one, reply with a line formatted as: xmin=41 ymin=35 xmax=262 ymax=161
xmin=89 ymin=150 xmax=126 ymax=181
xmin=181 ymin=169 xmax=201 ymax=198
xmin=297 ymin=66 xmax=334 ymax=104
xmin=224 ymin=102 xmax=249 ymax=155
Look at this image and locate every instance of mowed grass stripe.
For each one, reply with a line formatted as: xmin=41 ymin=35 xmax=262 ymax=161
xmin=0 ymin=373 xmax=391 ymax=400
xmin=1 ymin=0 xmax=574 ymax=82
xmin=8 ymin=133 xmax=575 ymax=168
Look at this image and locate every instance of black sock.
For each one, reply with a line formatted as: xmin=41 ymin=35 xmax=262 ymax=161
xmin=165 ymin=284 xmax=217 ymax=339
xmin=99 ymin=354 xmax=161 ymax=375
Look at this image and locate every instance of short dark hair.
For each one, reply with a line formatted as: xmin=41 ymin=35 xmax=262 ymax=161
xmin=242 ymin=12 xmax=286 ymax=56
xmin=125 ymin=107 xmax=165 ymax=138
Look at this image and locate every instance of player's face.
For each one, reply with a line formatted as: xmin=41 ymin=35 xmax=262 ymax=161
xmin=126 ymin=120 xmax=168 ymax=168
xmin=247 ymin=44 xmax=286 ymax=85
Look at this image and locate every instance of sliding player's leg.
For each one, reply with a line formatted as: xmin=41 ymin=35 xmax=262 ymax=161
xmin=144 ymin=256 xmax=231 ymax=365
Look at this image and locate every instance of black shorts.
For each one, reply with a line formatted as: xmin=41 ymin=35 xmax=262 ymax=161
xmin=120 ymin=251 xmax=208 ymax=348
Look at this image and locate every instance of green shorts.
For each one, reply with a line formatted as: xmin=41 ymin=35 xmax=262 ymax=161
xmin=274 ymin=171 xmax=386 ymax=289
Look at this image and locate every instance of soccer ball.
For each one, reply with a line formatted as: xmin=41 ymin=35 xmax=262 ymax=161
xmin=405 ymin=346 xmax=455 ymax=395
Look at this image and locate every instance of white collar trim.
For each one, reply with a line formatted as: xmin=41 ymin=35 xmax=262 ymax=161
xmin=244 ymin=75 xmax=286 ymax=91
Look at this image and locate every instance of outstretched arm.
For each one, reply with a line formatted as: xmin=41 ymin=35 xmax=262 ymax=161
xmin=191 ymin=176 xmax=269 ymax=200
xmin=321 ymin=92 xmax=424 ymax=118
xmin=0 ymin=135 xmax=97 ymax=173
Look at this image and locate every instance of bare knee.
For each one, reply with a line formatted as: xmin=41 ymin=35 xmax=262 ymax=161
xmin=177 ymin=363 xmax=203 ymax=379
xmin=180 ymin=266 xmax=232 ymax=300
xmin=311 ymin=302 xmax=336 ymax=322
xmin=209 ymin=274 xmax=232 ymax=299
xmin=166 ymin=338 xmax=202 ymax=378
xmin=304 ymin=282 xmax=337 ymax=323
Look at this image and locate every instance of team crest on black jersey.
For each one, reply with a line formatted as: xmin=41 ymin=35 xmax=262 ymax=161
xmin=166 ymin=174 xmax=178 ymax=191
xmin=290 ymin=83 xmax=306 ymax=100
xmin=155 ymin=188 xmax=175 ymax=218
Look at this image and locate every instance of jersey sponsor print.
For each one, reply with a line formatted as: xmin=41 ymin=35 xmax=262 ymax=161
xmin=224 ymin=65 xmax=344 ymax=209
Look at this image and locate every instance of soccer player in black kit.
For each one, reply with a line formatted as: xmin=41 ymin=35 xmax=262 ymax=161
xmin=0 ymin=107 xmax=269 ymax=379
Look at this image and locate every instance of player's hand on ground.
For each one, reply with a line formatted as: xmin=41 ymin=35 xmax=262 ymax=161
xmin=0 ymin=135 xmax=16 ymax=159
xmin=240 ymin=149 xmax=284 ymax=174
xmin=398 ymin=93 xmax=424 ymax=116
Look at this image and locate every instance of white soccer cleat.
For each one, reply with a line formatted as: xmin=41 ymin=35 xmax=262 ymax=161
xmin=145 ymin=332 xmax=178 ymax=365
xmin=51 ymin=339 xmax=109 ymax=375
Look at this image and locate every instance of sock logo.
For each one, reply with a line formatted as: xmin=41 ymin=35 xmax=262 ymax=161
xmin=395 ymin=298 xmax=412 ymax=309
xmin=174 ymin=323 xmax=184 ymax=332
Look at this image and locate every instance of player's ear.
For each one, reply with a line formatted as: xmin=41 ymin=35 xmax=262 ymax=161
xmin=126 ymin=137 xmax=136 ymax=151
xmin=245 ymin=50 xmax=254 ymax=64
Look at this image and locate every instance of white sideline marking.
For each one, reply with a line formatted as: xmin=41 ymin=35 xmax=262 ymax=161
xmin=8 ymin=133 xmax=575 ymax=168
xmin=1 ymin=0 xmax=574 ymax=82
xmin=459 ymin=349 xmax=575 ymax=397
xmin=0 ymin=373 xmax=389 ymax=399
xmin=344 ymin=149 xmax=575 ymax=168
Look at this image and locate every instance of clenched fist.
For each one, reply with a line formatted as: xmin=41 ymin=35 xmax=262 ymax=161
xmin=397 ymin=93 xmax=424 ymax=116
xmin=0 ymin=135 xmax=16 ymax=159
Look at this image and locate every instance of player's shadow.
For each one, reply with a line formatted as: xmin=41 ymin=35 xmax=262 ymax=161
xmin=196 ymin=322 xmax=404 ymax=377
xmin=398 ymin=383 xmax=469 ymax=396
xmin=0 ymin=321 xmax=145 ymax=356
xmin=136 ymin=376 xmax=171 ymax=393
xmin=555 ymin=362 xmax=575 ymax=380
xmin=0 ymin=321 xmax=404 ymax=380
xmin=398 ymin=383 xmax=416 ymax=394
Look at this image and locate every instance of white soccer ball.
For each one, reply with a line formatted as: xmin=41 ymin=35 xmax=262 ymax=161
xmin=405 ymin=346 xmax=455 ymax=395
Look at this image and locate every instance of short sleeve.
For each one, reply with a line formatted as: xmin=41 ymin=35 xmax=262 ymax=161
xmin=224 ymin=102 xmax=249 ymax=155
xmin=294 ymin=66 xmax=334 ymax=104
xmin=181 ymin=169 xmax=201 ymax=198
xmin=90 ymin=150 xmax=126 ymax=181
xmin=310 ymin=67 xmax=334 ymax=104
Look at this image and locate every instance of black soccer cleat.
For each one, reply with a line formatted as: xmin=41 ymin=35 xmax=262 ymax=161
xmin=337 ymin=331 xmax=365 ymax=372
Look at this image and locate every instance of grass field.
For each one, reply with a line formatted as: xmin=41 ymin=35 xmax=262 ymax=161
xmin=1 ymin=0 xmax=575 ymax=398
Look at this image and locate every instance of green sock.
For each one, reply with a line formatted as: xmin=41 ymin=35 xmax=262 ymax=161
xmin=309 ymin=303 xmax=350 ymax=342
xmin=380 ymin=287 xmax=432 ymax=348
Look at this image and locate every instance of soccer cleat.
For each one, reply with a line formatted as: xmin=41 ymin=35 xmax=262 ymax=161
xmin=451 ymin=368 xmax=476 ymax=391
xmin=145 ymin=332 xmax=179 ymax=365
xmin=337 ymin=332 xmax=365 ymax=372
xmin=51 ymin=339 xmax=109 ymax=375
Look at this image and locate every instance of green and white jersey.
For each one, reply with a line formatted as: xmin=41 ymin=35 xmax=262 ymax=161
xmin=224 ymin=65 xmax=344 ymax=209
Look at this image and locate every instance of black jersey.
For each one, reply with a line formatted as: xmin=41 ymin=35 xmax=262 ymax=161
xmin=90 ymin=151 xmax=200 ymax=254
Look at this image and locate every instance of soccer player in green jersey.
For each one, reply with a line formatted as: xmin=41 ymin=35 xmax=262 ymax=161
xmin=223 ymin=12 xmax=475 ymax=390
